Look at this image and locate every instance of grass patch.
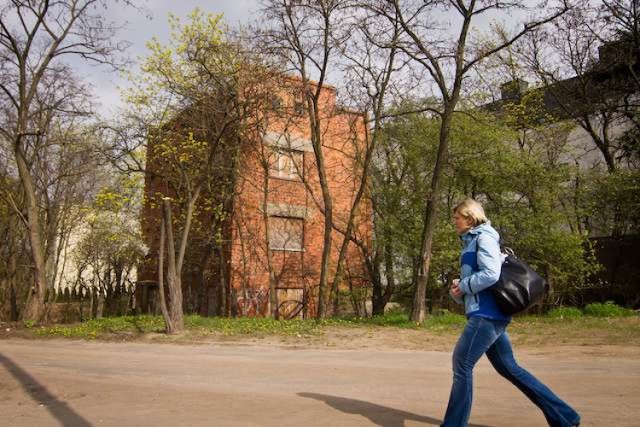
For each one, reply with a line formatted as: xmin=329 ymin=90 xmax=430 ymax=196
xmin=185 ymin=315 xmax=323 ymax=336
xmin=424 ymin=312 xmax=467 ymax=331
xmin=547 ymin=307 xmax=583 ymax=319
xmin=507 ymin=315 xmax=640 ymax=346
xmin=328 ymin=310 xmax=468 ymax=330
xmin=36 ymin=315 xmax=165 ymax=339
xmin=34 ymin=311 xmax=444 ymax=339
xmin=32 ymin=306 xmax=638 ymax=346
xmin=330 ymin=312 xmax=421 ymax=328
xmin=37 ymin=315 xmax=328 ymax=339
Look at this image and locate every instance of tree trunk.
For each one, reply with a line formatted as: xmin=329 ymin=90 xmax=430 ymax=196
xmin=410 ymin=110 xmax=455 ymax=323
xmin=330 ymin=165 xmax=368 ymax=315
xmin=6 ymin=232 xmax=20 ymax=321
xmin=196 ymin=244 xmax=214 ymax=316
xmin=10 ymin=280 xmax=19 ymax=321
xmin=262 ymin=170 xmax=279 ymax=319
xmin=312 ymin=114 xmax=334 ymax=319
xmin=15 ymin=140 xmax=48 ymax=322
xmin=113 ymin=263 xmax=124 ymax=316
xmin=330 ymin=41 xmax=397 ymax=316
xmin=157 ymin=216 xmax=174 ymax=333
xmin=163 ymin=198 xmax=184 ymax=333
xmin=370 ymin=247 xmax=385 ymax=316
xmin=45 ymin=201 xmax=60 ymax=294
xmin=382 ymin=239 xmax=396 ymax=308
xmin=218 ymin=247 xmax=230 ymax=317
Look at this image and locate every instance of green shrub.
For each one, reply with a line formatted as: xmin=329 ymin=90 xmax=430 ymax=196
xmin=547 ymin=307 xmax=583 ymax=319
xmin=584 ymin=302 xmax=635 ymax=317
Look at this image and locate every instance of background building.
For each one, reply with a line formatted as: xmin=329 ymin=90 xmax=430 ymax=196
xmin=139 ymin=78 xmax=371 ymax=318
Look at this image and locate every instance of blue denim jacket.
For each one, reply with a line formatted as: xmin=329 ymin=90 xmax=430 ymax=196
xmin=452 ymin=222 xmax=510 ymax=321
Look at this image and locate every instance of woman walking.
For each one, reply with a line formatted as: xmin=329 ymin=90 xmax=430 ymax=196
xmin=441 ymin=199 xmax=580 ymax=427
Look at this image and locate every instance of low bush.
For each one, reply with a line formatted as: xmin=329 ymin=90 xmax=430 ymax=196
xmin=583 ymin=302 xmax=636 ymax=317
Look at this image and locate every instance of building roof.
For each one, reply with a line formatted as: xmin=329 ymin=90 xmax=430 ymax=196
xmin=484 ymin=38 xmax=639 ymax=121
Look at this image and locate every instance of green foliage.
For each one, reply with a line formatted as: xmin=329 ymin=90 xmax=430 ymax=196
xmin=547 ymin=303 xmax=636 ymax=319
xmin=579 ymin=169 xmax=640 ymax=236
xmin=68 ymin=174 xmax=146 ymax=302
xmin=547 ymin=306 xmax=583 ymax=319
xmin=128 ymin=9 xmax=232 ymax=115
xmin=493 ymin=210 xmax=599 ymax=294
xmin=584 ymin=302 xmax=636 ymax=317
xmin=375 ymin=98 xmax=597 ymax=307
xmin=502 ymin=90 xmax=555 ymax=131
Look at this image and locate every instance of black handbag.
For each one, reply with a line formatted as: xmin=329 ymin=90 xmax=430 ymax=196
xmin=491 ymin=248 xmax=549 ymax=316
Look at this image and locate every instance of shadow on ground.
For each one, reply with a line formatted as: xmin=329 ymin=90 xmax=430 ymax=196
xmin=299 ymin=392 xmax=492 ymax=427
xmin=0 ymin=353 xmax=91 ymax=427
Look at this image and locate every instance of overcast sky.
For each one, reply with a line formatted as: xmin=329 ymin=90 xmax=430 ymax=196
xmin=84 ymin=1 xmax=530 ymax=117
xmin=88 ymin=1 xmax=261 ymax=116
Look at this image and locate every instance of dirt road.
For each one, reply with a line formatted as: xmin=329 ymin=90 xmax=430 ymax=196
xmin=1 ymin=338 xmax=638 ymax=426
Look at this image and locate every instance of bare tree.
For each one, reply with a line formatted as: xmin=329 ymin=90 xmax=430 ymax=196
xmin=512 ymin=4 xmax=633 ymax=173
xmin=259 ymin=0 xmax=351 ymax=318
xmin=0 ymin=0 xmax=130 ymax=321
xmin=505 ymin=2 xmax=639 ymax=236
xmin=327 ymin=2 xmax=405 ymax=315
xmin=368 ymin=0 xmax=570 ymax=322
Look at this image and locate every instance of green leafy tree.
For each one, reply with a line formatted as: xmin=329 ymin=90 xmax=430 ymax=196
xmin=70 ymin=176 xmax=146 ymax=318
xmin=375 ymin=96 xmax=598 ymax=313
xmin=367 ymin=0 xmax=570 ymax=322
xmin=125 ymin=9 xmax=279 ymax=330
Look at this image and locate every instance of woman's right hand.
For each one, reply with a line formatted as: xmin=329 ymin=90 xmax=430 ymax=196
xmin=450 ymin=279 xmax=463 ymax=298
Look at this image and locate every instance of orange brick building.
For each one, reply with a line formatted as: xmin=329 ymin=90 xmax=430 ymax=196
xmin=140 ymin=78 xmax=371 ymax=318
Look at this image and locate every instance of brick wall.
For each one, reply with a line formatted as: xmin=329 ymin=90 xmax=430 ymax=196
xmin=229 ymin=81 xmax=371 ymax=317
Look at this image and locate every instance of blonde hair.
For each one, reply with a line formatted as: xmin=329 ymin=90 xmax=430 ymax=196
xmin=453 ymin=198 xmax=488 ymax=226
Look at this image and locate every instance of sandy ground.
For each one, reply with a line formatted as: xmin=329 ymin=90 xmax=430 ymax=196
xmin=1 ymin=336 xmax=639 ymax=427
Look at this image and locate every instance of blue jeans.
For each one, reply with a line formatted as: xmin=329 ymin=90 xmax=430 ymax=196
xmin=441 ymin=316 xmax=580 ymax=427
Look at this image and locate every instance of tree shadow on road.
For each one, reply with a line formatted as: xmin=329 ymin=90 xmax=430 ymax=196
xmin=0 ymin=353 xmax=92 ymax=427
xmin=299 ymin=392 xmax=492 ymax=427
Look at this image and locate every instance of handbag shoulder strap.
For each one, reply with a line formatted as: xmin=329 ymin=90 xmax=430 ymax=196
xmin=474 ymin=232 xmax=510 ymax=264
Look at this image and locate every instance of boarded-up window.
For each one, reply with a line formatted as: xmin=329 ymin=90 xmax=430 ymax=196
xmin=269 ymin=216 xmax=303 ymax=251
xmin=269 ymin=149 xmax=303 ymax=180
xmin=277 ymin=288 xmax=304 ymax=319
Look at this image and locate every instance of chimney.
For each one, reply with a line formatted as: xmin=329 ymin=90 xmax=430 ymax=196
xmin=500 ymin=79 xmax=529 ymax=101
